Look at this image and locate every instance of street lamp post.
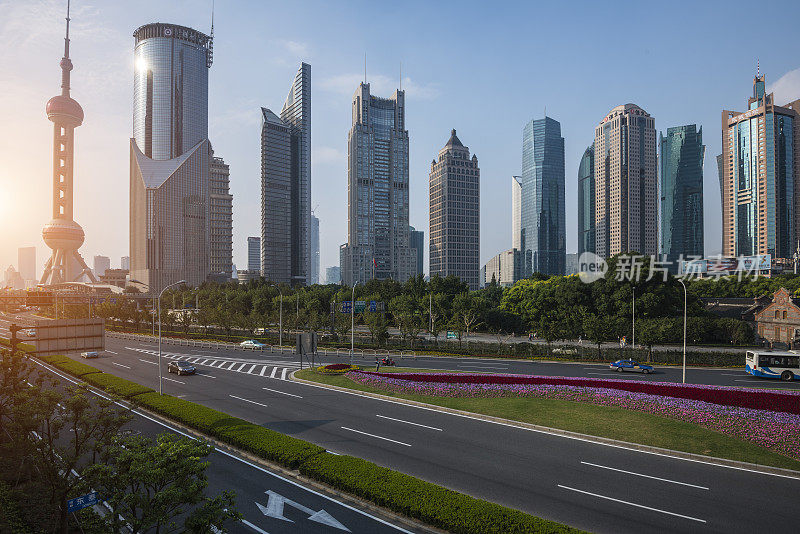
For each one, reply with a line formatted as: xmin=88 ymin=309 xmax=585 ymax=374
xmin=631 ymin=285 xmax=636 ymax=349
xmin=158 ymin=280 xmax=185 ymax=395
xmin=351 ymin=282 xmax=357 ymax=364
xmin=678 ymin=278 xmax=687 ymax=383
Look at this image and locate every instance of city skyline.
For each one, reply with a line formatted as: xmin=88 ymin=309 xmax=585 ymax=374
xmin=4 ymin=1 xmax=800 ymax=278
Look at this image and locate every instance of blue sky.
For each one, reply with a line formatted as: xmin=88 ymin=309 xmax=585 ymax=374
xmin=2 ymin=0 xmax=800 ymax=278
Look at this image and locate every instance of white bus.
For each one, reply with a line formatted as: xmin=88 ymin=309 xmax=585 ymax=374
xmin=745 ymin=350 xmax=800 ymax=381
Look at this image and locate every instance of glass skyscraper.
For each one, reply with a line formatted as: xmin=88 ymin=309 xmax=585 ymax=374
xmin=247 ymin=236 xmax=260 ymax=273
xmin=409 ymin=226 xmax=424 ymax=276
xmin=577 ymin=143 xmax=595 ymax=255
xmin=721 ymin=74 xmax=800 ymax=259
xmin=340 ymin=83 xmax=415 ymax=285
xmin=520 ymin=116 xmax=565 ymax=276
xmin=130 ymin=23 xmax=213 ymax=290
xmin=260 ymin=63 xmax=312 ymax=286
xmin=210 ymin=155 xmax=233 ymax=280
xmin=660 ymin=125 xmax=705 ymax=269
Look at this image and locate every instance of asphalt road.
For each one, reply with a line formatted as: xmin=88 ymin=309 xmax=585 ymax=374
xmin=46 ymin=335 xmax=800 ymax=534
xmin=31 ymin=357 xmax=416 ymax=534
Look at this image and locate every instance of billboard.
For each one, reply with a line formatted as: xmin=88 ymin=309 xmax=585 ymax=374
xmin=34 ymin=318 xmax=105 ymax=356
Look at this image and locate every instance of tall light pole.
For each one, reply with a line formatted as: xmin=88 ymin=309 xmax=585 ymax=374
xmin=158 ymin=279 xmax=185 ymax=395
xmin=351 ymin=281 xmax=358 ymax=364
xmin=631 ymin=285 xmax=636 ymax=349
xmin=129 ymin=279 xmax=155 ymax=337
xmin=678 ymin=278 xmax=687 ymax=383
xmin=270 ymin=284 xmax=283 ymax=347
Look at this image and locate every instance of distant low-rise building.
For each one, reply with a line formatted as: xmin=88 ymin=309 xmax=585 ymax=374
xmin=482 ymin=249 xmax=523 ymax=287
xmin=754 ymin=288 xmax=800 ymax=347
xmin=99 ymin=268 xmax=129 ymax=289
xmin=237 ymin=270 xmax=260 ymax=284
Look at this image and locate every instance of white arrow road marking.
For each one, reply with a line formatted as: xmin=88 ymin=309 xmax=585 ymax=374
xmin=256 ymin=490 xmax=350 ymax=531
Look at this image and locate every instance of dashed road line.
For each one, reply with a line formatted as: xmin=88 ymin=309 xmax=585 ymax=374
xmin=340 ymin=426 xmax=412 ymax=447
xmin=163 ymin=377 xmax=185 ymax=385
xmin=557 ymin=485 xmax=706 ymax=523
xmin=376 ymin=414 xmax=442 ymax=431
xmin=580 ymin=461 xmax=709 ymax=489
xmin=229 ymin=394 xmax=269 ymax=408
xmin=111 ymin=362 xmax=131 ymax=369
xmin=262 ymin=386 xmax=303 ymax=399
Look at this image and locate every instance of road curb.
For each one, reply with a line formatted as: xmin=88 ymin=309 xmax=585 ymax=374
xmin=291 ymin=372 xmax=800 ymax=480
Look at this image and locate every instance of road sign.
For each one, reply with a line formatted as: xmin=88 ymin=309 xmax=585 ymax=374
xmin=339 ymin=301 xmax=383 ymax=313
xmin=67 ymin=491 xmax=98 ymax=513
xmin=256 ymin=490 xmax=350 ymax=531
xmin=446 ymin=331 xmax=458 ymax=339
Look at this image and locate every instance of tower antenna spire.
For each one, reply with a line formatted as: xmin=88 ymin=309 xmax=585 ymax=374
xmin=206 ymin=0 xmax=215 ymax=67
xmin=399 ymin=60 xmax=402 ymax=91
xmin=757 ymin=58 xmax=760 ymax=77
xmin=364 ymin=52 xmax=367 ymax=84
xmin=60 ymin=0 xmax=73 ymax=96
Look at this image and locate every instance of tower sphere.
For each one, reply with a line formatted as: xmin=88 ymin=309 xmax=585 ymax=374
xmin=46 ymin=94 xmax=84 ymax=126
xmin=42 ymin=218 xmax=85 ymax=250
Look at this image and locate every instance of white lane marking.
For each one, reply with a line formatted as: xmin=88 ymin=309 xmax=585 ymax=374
xmin=199 ymin=359 xmax=209 ymax=365
xmin=291 ymin=376 xmax=800 ymax=480
xmin=138 ymin=359 xmax=157 ymax=366
xmin=196 ymin=373 xmax=216 ymax=379
xmin=111 ymin=362 xmax=131 ymax=369
xmin=586 ymin=372 xmax=639 ymax=377
xmin=259 ymin=366 xmax=267 ymax=377
xmin=262 ymin=386 xmax=303 ymax=399
xmin=721 ymin=373 xmax=747 ymax=376
xmin=246 ymin=364 xmax=257 ymax=374
xmin=376 ymin=414 xmax=443 ymax=431
xmin=31 ymin=361 xmax=413 ymax=534
xmin=281 ymin=368 xmax=288 ymax=380
xmin=270 ymin=367 xmax=278 ymax=378
xmin=188 ymin=358 xmax=200 ymax=363
xmin=163 ymin=377 xmax=185 ymax=385
xmin=240 ymin=518 xmax=270 ymax=534
xmin=340 ymin=426 xmax=411 ymax=447
xmin=457 ymin=365 xmax=508 ymax=370
xmin=224 ymin=361 xmax=237 ymax=370
xmin=106 ymin=350 xmax=118 ymax=354
xmin=580 ymin=461 xmax=709 ymax=490
xmin=557 ymin=485 xmax=706 ymax=523
xmin=229 ymin=394 xmax=269 ymax=408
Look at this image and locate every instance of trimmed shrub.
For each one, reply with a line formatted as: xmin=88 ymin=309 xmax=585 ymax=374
xmin=133 ymin=392 xmax=324 ymax=469
xmin=316 ymin=364 xmax=361 ymax=375
xmin=0 ymin=482 xmax=34 ymax=534
xmin=82 ymin=373 xmax=154 ymax=398
xmin=54 ymin=358 xmax=104 ymax=377
xmin=300 ymin=454 xmax=580 ymax=534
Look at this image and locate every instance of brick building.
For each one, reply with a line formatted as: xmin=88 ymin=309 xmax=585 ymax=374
xmin=754 ymin=288 xmax=800 ymax=347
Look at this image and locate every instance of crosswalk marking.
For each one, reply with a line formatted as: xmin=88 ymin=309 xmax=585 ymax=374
xmin=124 ymin=347 xmax=299 ymax=381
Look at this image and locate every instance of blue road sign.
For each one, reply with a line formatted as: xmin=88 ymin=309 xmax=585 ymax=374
xmin=67 ymin=491 xmax=99 ymax=513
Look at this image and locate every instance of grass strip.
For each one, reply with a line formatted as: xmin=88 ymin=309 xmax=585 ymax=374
xmin=30 ymin=352 xmax=582 ymax=534
xmin=296 ymin=369 xmax=800 ymax=472
xmin=82 ymin=373 xmax=154 ymax=398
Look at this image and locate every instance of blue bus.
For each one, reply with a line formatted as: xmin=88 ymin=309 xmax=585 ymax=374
xmin=745 ymin=351 xmax=800 ymax=381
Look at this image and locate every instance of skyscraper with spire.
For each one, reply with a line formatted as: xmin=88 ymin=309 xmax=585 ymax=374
xmin=721 ymin=71 xmax=800 ymax=259
xmin=41 ymin=0 xmax=97 ymax=285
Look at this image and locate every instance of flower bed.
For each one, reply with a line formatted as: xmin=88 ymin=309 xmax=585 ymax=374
xmin=354 ymin=371 xmax=800 ymax=414
xmin=316 ymin=364 xmax=361 ymax=375
xmin=347 ymin=372 xmax=800 ymax=460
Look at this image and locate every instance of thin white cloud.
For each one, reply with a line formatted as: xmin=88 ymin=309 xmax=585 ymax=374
xmin=319 ymin=73 xmax=440 ymax=100
xmin=276 ymin=39 xmax=310 ymax=58
xmin=768 ymin=67 xmax=800 ymax=105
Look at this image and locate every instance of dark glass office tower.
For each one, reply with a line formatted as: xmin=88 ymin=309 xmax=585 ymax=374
xmin=521 ymin=116 xmax=565 ymax=275
xmin=578 ymin=143 xmax=595 ymax=255
xmin=660 ymin=125 xmax=705 ymax=268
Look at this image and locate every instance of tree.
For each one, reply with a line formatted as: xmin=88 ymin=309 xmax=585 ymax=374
xmin=334 ymin=313 xmax=352 ymax=341
xmin=582 ymin=313 xmax=616 ymax=359
xmin=363 ymin=311 xmax=389 ymax=346
xmin=85 ymin=433 xmax=239 ymax=533
xmin=452 ymin=293 xmax=484 ymax=340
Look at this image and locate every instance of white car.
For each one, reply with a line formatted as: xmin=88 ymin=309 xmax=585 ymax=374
xmin=240 ymin=339 xmax=265 ymax=349
xmin=81 ymin=351 xmax=100 ymax=359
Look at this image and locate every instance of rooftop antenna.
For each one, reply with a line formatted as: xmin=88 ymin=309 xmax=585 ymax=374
xmin=399 ymin=60 xmax=402 ymax=91
xmin=207 ymin=0 xmax=215 ymax=67
xmin=364 ymin=52 xmax=367 ymax=84
xmin=757 ymin=59 xmax=760 ymax=78
xmin=61 ymin=0 xmax=72 ymax=96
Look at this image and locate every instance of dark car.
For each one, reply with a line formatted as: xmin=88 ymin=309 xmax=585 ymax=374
xmin=168 ymin=361 xmax=196 ymax=376
xmin=609 ymin=359 xmax=653 ymax=374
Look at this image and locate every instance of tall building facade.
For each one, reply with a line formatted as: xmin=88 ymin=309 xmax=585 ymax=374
xmin=511 ymin=176 xmax=522 ymax=250
xmin=18 ymin=247 xmax=36 ymax=282
xmin=40 ymin=4 xmax=96 ymax=285
xmin=325 ymin=266 xmax=341 ymax=285
xmin=409 ymin=226 xmax=424 ymax=276
xmin=660 ymin=125 xmax=705 ymax=268
xmin=521 ymin=117 xmax=565 ymax=276
xmin=260 ymin=63 xmax=311 ymax=286
xmin=93 ymin=255 xmax=110 ymax=278
xmin=594 ymin=104 xmax=658 ymax=259
xmin=210 ymin=156 xmax=233 ymax=280
xmin=340 ymin=83 xmax=415 ymax=285
xmin=577 ymin=144 xmax=595 ymax=255
xmin=310 ymin=215 xmax=320 ymax=284
xmin=721 ymin=74 xmax=800 ymax=259
xmin=429 ymin=130 xmax=480 ymax=289
xmin=247 ymin=236 xmax=261 ymax=273
xmin=130 ymin=23 xmax=214 ymax=290
xmin=121 ymin=256 xmax=130 ymax=270
xmin=482 ymin=249 xmax=523 ymax=288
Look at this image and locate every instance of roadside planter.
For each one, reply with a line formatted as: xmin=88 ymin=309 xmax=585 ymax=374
xmin=316 ymin=363 xmax=361 ymax=375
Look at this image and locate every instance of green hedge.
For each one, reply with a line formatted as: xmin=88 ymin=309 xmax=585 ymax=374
xmin=35 ymin=353 xmax=581 ymax=533
xmin=133 ymin=392 xmax=324 ymax=469
xmin=82 ymin=373 xmax=154 ymax=398
xmin=299 ymin=454 xmax=578 ymax=534
xmin=0 ymin=338 xmax=35 ymax=352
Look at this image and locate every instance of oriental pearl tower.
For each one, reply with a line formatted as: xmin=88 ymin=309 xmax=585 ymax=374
xmin=40 ymin=0 xmax=96 ymax=285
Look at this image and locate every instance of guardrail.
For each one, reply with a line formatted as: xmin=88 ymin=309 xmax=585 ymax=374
xmin=106 ymin=331 xmax=417 ymax=360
